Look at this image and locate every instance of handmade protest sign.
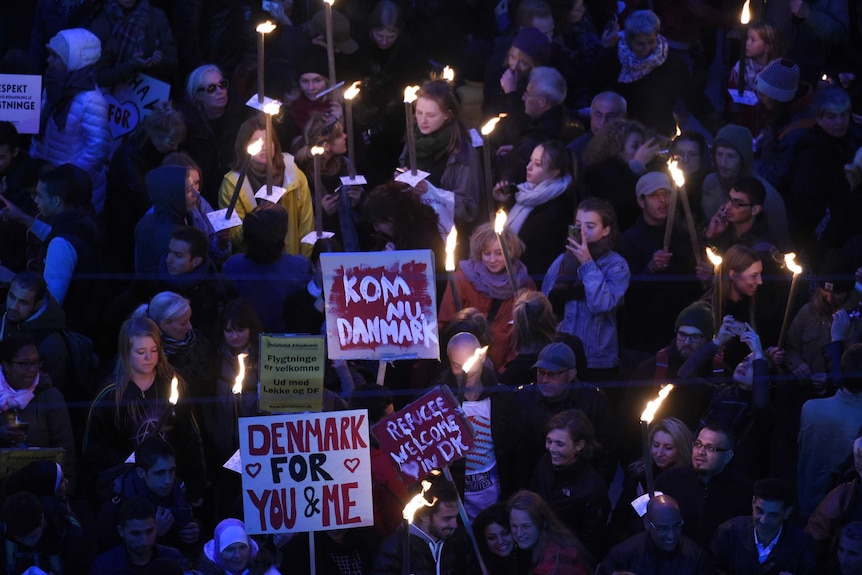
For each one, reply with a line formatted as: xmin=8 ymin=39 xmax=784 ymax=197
xmin=0 ymin=448 xmax=64 ymax=480
xmin=259 ymin=335 xmax=325 ymax=413
xmin=239 ymin=410 xmax=373 ymax=534
xmin=0 ymin=75 xmax=41 ymax=134
xmin=371 ymin=386 xmax=474 ymax=483
xmin=320 ymin=250 xmax=439 ymax=360
xmin=102 ymin=73 xmax=170 ymax=150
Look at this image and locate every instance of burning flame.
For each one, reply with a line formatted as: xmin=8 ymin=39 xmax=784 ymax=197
xmin=706 ymin=246 xmax=722 ymax=267
xmin=403 ymin=85 xmax=420 ymax=104
xmin=168 ymin=376 xmax=179 ymax=405
xmin=462 ymin=346 xmax=488 ymax=375
xmin=675 ymin=124 xmax=681 ymax=138
xmin=667 ymin=159 xmax=686 ymax=188
xmin=445 ymin=226 xmax=457 ymax=272
xmin=784 ymin=252 xmax=803 ymax=276
xmin=323 ymin=0 xmax=334 ymax=5
xmin=821 ymin=74 xmax=828 ymax=82
xmin=263 ymin=100 xmax=282 ymax=115
xmin=740 ymin=0 xmax=750 ymax=24
xmin=232 ymin=353 xmax=248 ymax=395
xmin=403 ymin=480 xmax=434 ymax=523
xmin=640 ymin=384 xmax=674 ymax=423
xmin=247 ymin=138 xmax=264 ymax=156
xmin=481 ymin=114 xmax=506 ymax=136
xmin=256 ymin=21 xmax=277 ymax=34
xmin=442 ymin=66 xmax=455 ymax=82
xmin=344 ymin=81 xmax=361 ymax=100
xmin=494 ymin=209 xmax=508 ymax=234
xmin=310 ymin=145 xmax=325 ymax=156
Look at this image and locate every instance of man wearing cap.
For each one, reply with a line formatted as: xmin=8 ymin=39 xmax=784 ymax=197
xmin=785 ymin=251 xmax=862 ymax=389
xmin=515 ymin=342 xmax=619 ymax=484
xmin=704 ymin=176 xmax=775 ymax=251
xmin=617 ymin=171 xmax=699 ymax=356
xmin=700 ymin=124 xmax=791 ymax=252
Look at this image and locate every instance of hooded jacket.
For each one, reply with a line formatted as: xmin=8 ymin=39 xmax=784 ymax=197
xmin=134 ymin=165 xmax=187 ymax=276
xmin=701 ymin=124 xmax=791 ymax=250
xmin=31 ymin=28 xmax=110 ymax=213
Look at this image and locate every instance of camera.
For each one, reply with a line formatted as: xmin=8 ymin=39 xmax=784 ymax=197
xmin=568 ymin=224 xmax=581 ymax=240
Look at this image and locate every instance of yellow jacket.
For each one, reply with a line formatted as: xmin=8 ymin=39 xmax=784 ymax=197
xmin=218 ymin=153 xmax=314 ymax=257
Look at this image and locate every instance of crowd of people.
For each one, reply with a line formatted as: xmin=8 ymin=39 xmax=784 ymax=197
xmin=0 ymin=0 xmax=862 ymax=573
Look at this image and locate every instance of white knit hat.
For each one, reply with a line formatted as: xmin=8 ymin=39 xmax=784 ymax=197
xmin=754 ymin=58 xmax=800 ymax=103
xmin=46 ymin=28 xmax=101 ymax=71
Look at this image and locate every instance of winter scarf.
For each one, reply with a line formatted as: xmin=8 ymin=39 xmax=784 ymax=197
xmin=161 ymin=329 xmax=197 ymax=358
xmin=104 ymin=0 xmax=150 ymax=62
xmin=414 ymin=122 xmax=453 ymax=173
xmin=0 ymin=369 xmax=39 ymax=411
xmin=459 ymin=257 xmax=529 ymax=301
xmin=617 ymin=32 xmax=668 ymax=84
xmin=508 ymin=174 xmax=572 ymax=234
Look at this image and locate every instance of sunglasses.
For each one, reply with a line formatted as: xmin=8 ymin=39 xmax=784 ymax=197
xmin=197 ymin=79 xmax=229 ymax=94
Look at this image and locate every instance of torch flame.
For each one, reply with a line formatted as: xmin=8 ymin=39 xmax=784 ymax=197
xmin=323 ymin=0 xmax=334 ymax=5
xmin=168 ymin=376 xmax=179 ymax=405
xmin=740 ymin=0 xmax=750 ymax=24
xmin=462 ymin=346 xmax=488 ymax=375
xmin=232 ymin=353 xmax=248 ymax=395
xmin=310 ymin=145 xmax=325 ymax=156
xmin=403 ymin=85 xmax=420 ymax=104
xmin=442 ymin=66 xmax=455 ymax=82
xmin=706 ymin=246 xmax=722 ymax=267
xmin=247 ymin=138 xmax=264 ymax=156
xmin=344 ymin=81 xmax=361 ymax=100
xmin=481 ymin=114 xmax=506 ymax=136
xmin=494 ymin=209 xmax=508 ymax=235
xmin=784 ymin=252 xmax=803 ymax=276
xmin=675 ymin=124 xmax=681 ymax=138
xmin=263 ymin=100 xmax=282 ymax=115
xmin=667 ymin=159 xmax=686 ymax=188
xmin=821 ymin=74 xmax=828 ymax=82
xmin=640 ymin=384 xmax=674 ymax=423
xmin=445 ymin=226 xmax=457 ymax=272
xmin=403 ymin=480 xmax=435 ymax=523
xmin=256 ymin=20 xmax=277 ymax=34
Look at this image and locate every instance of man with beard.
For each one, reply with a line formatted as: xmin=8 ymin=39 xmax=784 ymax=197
xmin=600 ymin=495 xmax=711 ymax=575
xmin=785 ymin=251 xmax=861 ymax=393
xmin=699 ymin=124 xmax=791 ymax=251
xmin=654 ymin=423 xmax=754 ymax=549
xmin=623 ymin=303 xmax=726 ymax=455
xmin=373 ymin=474 xmax=479 ymax=575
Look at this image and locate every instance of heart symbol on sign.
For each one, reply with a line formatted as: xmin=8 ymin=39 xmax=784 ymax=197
xmin=343 ymin=458 xmax=360 ymax=473
xmin=245 ymin=463 xmax=262 ymax=478
xmin=102 ymin=94 xmax=140 ymax=140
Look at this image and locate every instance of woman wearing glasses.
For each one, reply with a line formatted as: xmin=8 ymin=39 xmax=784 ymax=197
xmin=181 ymin=64 xmax=247 ymax=207
xmin=0 ymin=334 xmax=76 ymax=492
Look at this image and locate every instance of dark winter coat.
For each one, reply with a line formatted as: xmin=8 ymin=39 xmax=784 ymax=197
xmin=134 ymin=165 xmax=186 ymax=277
xmin=711 ymin=517 xmax=816 ymax=575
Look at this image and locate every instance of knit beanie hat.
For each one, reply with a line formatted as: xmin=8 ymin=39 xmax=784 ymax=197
xmin=636 ymin=172 xmax=672 ymax=198
xmin=713 ymin=124 xmax=754 ymax=170
xmin=754 ymin=58 xmax=800 ymax=103
xmin=298 ymin=47 xmax=329 ymax=78
xmin=818 ymin=250 xmax=855 ymax=294
xmin=675 ymin=302 xmax=715 ymax=340
xmin=512 ymin=27 xmax=551 ymax=66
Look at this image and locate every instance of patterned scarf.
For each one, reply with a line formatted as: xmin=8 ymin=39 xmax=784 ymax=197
xmin=104 ymin=0 xmax=150 ymax=63
xmin=459 ymin=257 xmax=530 ymax=301
xmin=0 ymin=369 xmax=39 ymax=412
xmin=617 ymin=32 xmax=668 ymax=84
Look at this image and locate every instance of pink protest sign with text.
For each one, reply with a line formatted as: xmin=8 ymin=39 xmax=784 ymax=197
xmin=370 ymin=386 xmax=475 ymax=483
xmin=239 ymin=410 xmax=373 ymax=534
xmin=320 ymin=250 xmax=439 ymax=361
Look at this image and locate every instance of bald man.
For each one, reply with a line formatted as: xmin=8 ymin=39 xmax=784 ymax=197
xmin=600 ymin=495 xmax=711 ymax=575
xmin=441 ymin=332 xmax=518 ymax=519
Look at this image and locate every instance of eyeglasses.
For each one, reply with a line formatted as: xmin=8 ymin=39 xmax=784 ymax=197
xmin=673 ymin=152 xmax=700 ymax=160
xmin=648 ymin=520 xmax=684 ymax=534
xmin=693 ymin=440 xmax=730 ymax=453
xmin=197 ymin=79 xmax=229 ymax=94
xmin=728 ymin=197 xmax=754 ymax=209
xmin=676 ymin=331 xmax=704 ymax=344
xmin=10 ymin=360 xmax=41 ymax=370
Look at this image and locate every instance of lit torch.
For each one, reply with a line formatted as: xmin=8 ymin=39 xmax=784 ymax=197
xmin=777 ymin=253 xmax=803 ymax=349
xmin=442 ymin=66 xmax=455 ymax=82
xmin=668 ymin=159 xmax=701 ymax=262
xmin=403 ymin=86 xmax=420 ymax=175
xmin=738 ymin=0 xmax=750 ymax=96
xmin=311 ymin=146 xmax=326 ymax=237
xmin=153 ymin=376 xmax=179 ymax=436
xmin=343 ymin=81 xmax=361 ymax=179
xmin=706 ymin=247 xmax=723 ymax=327
xmin=640 ymin=384 xmax=675 ymax=497
xmin=445 ymin=226 xmax=462 ymax=312
xmin=494 ymin=209 xmax=519 ymax=294
xmin=226 ymin=138 xmax=264 ymax=219
xmin=402 ymin=480 xmax=435 ymax=575
xmin=481 ymin=114 xmax=506 ymax=221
